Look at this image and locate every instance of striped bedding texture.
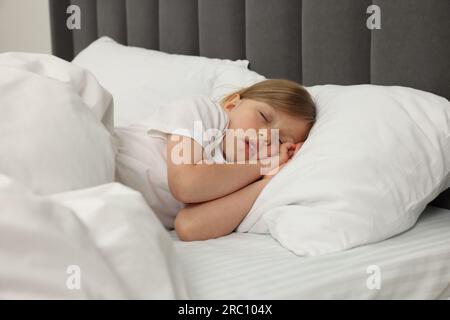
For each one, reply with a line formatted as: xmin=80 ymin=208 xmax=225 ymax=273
xmin=171 ymin=206 xmax=450 ymax=299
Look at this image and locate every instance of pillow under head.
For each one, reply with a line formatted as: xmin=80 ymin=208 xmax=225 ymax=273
xmin=238 ymin=84 xmax=450 ymax=256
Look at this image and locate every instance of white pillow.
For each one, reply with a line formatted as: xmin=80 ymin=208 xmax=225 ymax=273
xmin=238 ymin=85 xmax=450 ymax=256
xmin=0 ymin=52 xmax=115 ymax=195
xmin=72 ymin=37 xmax=251 ymax=127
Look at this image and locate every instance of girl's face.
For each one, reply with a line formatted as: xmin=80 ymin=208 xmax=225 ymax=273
xmin=222 ymin=94 xmax=312 ymax=162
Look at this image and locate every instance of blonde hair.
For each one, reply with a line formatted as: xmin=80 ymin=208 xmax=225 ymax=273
xmin=221 ymin=79 xmax=316 ymax=124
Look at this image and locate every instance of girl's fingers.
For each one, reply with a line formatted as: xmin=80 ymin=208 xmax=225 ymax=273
xmin=281 ymin=143 xmax=292 ymax=154
xmin=281 ymin=142 xmax=294 ymax=151
xmin=285 ymin=142 xmax=299 ymax=158
xmin=285 ymin=142 xmax=295 ymax=149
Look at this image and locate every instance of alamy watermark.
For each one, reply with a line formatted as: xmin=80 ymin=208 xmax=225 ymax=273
xmin=366 ymin=264 xmax=382 ymax=290
xmin=66 ymin=5 xmax=81 ymax=30
xmin=66 ymin=265 xmax=81 ymax=290
xmin=65 ymin=4 xmax=381 ymax=31
xmin=366 ymin=5 xmax=381 ymax=30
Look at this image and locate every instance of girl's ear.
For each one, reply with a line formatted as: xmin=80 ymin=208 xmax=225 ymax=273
xmin=223 ymin=94 xmax=240 ymax=113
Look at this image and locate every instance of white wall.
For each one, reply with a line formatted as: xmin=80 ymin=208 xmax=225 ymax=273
xmin=0 ymin=0 xmax=52 ymax=54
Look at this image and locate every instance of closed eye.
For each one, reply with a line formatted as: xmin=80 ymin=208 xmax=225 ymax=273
xmin=259 ymin=111 xmax=269 ymax=122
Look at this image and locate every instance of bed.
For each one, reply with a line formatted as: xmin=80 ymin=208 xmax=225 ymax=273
xmin=45 ymin=0 xmax=450 ymax=299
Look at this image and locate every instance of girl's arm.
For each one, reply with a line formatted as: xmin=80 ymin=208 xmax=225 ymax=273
xmin=167 ymin=135 xmax=293 ymax=203
xmin=174 ymin=177 xmax=271 ymax=241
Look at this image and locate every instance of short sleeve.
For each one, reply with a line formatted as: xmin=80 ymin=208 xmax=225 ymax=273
xmin=133 ymin=95 xmax=229 ymax=149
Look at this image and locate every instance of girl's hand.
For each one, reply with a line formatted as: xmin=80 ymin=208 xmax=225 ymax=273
xmin=279 ymin=142 xmax=296 ymax=164
xmin=263 ymin=142 xmax=304 ymax=179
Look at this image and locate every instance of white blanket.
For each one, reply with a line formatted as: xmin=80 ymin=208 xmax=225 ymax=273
xmin=0 ymin=53 xmax=188 ymax=299
xmin=0 ymin=174 xmax=188 ymax=299
xmin=0 ymin=52 xmax=115 ymax=195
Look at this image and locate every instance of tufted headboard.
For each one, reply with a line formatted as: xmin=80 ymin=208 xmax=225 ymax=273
xmin=49 ymin=0 xmax=450 ymax=209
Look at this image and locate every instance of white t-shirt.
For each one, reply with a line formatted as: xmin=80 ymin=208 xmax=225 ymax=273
xmin=114 ymin=95 xmax=229 ymax=229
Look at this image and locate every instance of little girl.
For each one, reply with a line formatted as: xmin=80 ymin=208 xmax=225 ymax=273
xmin=115 ymin=79 xmax=316 ymax=241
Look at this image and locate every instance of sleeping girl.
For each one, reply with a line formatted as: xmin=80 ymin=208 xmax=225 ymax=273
xmin=114 ymin=79 xmax=316 ymax=241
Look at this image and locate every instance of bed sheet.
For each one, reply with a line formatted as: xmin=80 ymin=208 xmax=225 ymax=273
xmin=171 ymin=206 xmax=450 ymax=299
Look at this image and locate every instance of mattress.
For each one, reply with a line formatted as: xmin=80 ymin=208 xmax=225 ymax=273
xmin=171 ymin=205 xmax=450 ymax=299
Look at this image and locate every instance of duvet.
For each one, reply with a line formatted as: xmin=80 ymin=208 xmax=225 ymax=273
xmin=0 ymin=53 xmax=188 ymax=299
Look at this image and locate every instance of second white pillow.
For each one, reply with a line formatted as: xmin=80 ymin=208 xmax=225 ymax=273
xmin=72 ymin=37 xmax=252 ymax=127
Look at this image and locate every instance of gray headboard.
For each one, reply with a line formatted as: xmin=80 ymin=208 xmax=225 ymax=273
xmin=49 ymin=0 xmax=450 ymax=210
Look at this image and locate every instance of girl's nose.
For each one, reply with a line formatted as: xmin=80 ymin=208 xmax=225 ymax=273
xmin=258 ymin=128 xmax=274 ymax=146
xmin=258 ymin=130 xmax=268 ymax=145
